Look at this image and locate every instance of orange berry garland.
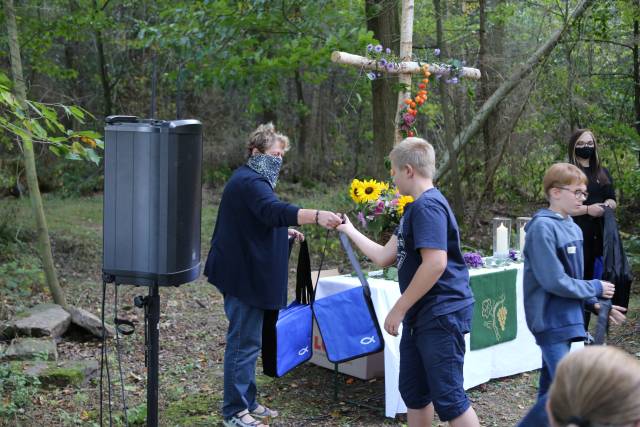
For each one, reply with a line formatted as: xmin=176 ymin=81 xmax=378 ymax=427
xmin=399 ymin=64 xmax=432 ymax=138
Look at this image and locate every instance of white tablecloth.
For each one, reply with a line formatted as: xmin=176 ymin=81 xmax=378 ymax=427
xmin=316 ymin=264 xmax=582 ymax=418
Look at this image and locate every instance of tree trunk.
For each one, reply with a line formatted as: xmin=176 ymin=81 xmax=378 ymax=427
xmin=93 ymin=0 xmax=112 ymax=116
xmin=4 ymin=0 xmax=69 ymax=310
xmin=435 ymin=0 xmax=594 ymax=180
xmin=634 ymin=0 xmax=640 ymax=137
xmin=564 ymin=43 xmax=579 ymax=129
xmin=294 ymin=70 xmax=308 ymax=176
xmin=478 ymin=0 xmax=506 ymax=201
xmin=434 ymin=0 xmax=463 ymax=216
xmin=365 ymin=0 xmax=400 ymax=178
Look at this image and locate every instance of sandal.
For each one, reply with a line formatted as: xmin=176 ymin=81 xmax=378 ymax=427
xmin=251 ymin=404 xmax=279 ymax=419
xmin=223 ymin=410 xmax=268 ymax=427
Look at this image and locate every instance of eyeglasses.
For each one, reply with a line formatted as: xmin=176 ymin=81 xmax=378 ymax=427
xmin=555 ymin=187 xmax=589 ymax=200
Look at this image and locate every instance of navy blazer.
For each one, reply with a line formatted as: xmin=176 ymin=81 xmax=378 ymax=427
xmin=204 ymin=165 xmax=300 ymax=309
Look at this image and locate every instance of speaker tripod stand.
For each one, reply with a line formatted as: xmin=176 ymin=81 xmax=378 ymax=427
xmin=102 ymin=276 xmax=161 ymax=427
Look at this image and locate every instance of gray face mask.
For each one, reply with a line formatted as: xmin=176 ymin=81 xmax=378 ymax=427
xmin=246 ymin=154 xmax=283 ymax=189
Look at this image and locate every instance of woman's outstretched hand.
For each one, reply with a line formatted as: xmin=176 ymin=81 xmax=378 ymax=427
xmin=317 ymin=210 xmax=343 ymax=230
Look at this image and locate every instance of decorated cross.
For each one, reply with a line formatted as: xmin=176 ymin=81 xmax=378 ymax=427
xmin=331 ymin=0 xmax=481 ymax=144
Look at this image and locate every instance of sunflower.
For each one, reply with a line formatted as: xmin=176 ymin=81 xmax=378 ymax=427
xmin=396 ymin=195 xmax=414 ymax=216
xmin=349 ymin=179 xmax=365 ymax=203
xmin=359 ymin=179 xmax=384 ymax=203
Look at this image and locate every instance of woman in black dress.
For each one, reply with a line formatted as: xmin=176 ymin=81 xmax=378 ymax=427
xmin=568 ymin=129 xmax=617 ymax=326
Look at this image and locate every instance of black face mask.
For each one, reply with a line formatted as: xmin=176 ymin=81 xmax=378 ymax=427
xmin=575 ymin=146 xmax=594 ymax=159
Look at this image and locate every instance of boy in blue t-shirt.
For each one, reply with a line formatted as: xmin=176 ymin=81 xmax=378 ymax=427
xmin=338 ymin=138 xmax=479 ymax=426
xmin=518 ymin=163 xmax=624 ymax=426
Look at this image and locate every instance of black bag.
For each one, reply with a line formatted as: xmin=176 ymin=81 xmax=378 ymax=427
xmin=262 ymin=239 xmax=314 ymax=377
xmin=602 ymin=207 xmax=633 ymax=308
xmin=592 ymin=298 xmax=611 ymax=345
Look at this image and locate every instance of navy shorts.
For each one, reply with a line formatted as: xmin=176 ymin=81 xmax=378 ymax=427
xmin=399 ymin=304 xmax=473 ymax=421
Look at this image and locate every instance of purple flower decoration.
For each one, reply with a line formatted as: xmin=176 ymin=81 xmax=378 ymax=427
xmin=403 ymin=113 xmax=416 ymax=126
xmin=367 ymin=44 xmax=374 ymax=52
xmin=434 ymin=48 xmax=441 ymax=56
xmin=379 ymin=58 xmax=387 ymax=66
xmin=385 ymin=63 xmax=395 ymax=72
xmin=463 ymin=252 xmax=484 ymax=268
xmin=385 ymin=47 xmax=391 ymax=54
xmin=357 ymin=211 xmax=367 ymax=227
xmin=509 ymin=249 xmax=519 ymax=261
xmin=374 ymin=44 xmax=383 ymax=53
xmin=374 ymin=201 xmax=385 ymax=216
xmin=366 ymin=72 xmax=377 ymax=80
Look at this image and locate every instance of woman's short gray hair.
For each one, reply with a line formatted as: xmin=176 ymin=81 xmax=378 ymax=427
xmin=389 ymin=137 xmax=436 ymax=179
xmin=246 ymin=122 xmax=290 ymax=159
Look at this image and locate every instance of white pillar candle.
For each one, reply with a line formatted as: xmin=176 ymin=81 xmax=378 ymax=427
xmin=519 ymin=226 xmax=526 ymax=252
xmin=496 ymin=223 xmax=509 ymax=255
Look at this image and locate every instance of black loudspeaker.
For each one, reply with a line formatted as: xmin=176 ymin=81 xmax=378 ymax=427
xmin=102 ymin=116 xmax=203 ymax=286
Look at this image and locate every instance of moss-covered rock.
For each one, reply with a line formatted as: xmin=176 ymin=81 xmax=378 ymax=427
xmin=40 ymin=360 xmax=99 ymax=387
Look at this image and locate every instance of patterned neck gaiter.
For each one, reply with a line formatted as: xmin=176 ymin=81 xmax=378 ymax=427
xmin=246 ymin=154 xmax=283 ymax=189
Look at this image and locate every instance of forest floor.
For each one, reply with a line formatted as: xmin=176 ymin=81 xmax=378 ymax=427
xmin=1 ymin=185 xmax=639 ymax=427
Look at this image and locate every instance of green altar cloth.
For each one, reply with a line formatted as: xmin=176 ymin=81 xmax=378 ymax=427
xmin=469 ymin=268 xmax=518 ymax=350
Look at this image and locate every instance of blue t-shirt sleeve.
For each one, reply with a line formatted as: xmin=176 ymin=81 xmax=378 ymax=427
xmin=411 ymin=202 xmax=448 ymax=251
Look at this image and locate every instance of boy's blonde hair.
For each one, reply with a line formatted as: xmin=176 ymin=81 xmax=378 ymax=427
xmin=542 ymin=163 xmax=587 ymax=197
xmin=548 ymin=346 xmax=640 ymax=427
xmin=246 ymin=122 xmax=290 ymax=159
xmin=389 ymin=137 xmax=436 ymax=179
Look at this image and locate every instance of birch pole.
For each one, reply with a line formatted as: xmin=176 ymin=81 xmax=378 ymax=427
xmin=396 ymin=0 xmax=415 ymax=144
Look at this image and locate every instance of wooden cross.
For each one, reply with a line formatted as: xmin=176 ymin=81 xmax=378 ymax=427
xmin=332 ymin=0 xmax=481 ymax=144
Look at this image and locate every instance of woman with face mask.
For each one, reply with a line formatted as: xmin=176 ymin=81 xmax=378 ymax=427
xmin=204 ymin=123 xmax=342 ymax=427
xmin=567 ymin=129 xmax=617 ymax=330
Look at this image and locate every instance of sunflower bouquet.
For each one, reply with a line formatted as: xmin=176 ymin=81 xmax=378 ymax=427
xmin=349 ymin=178 xmax=413 ymax=240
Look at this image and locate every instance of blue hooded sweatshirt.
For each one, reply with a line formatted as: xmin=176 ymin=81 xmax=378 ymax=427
xmin=523 ymin=209 xmax=603 ymax=345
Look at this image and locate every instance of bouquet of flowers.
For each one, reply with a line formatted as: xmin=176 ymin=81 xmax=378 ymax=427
xmin=349 ymin=178 xmax=413 ymax=240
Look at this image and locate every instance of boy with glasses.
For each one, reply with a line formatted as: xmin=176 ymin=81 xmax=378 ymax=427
xmin=518 ymin=163 xmax=624 ymax=426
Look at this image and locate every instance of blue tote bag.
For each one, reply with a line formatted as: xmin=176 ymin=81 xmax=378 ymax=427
xmin=312 ymin=233 xmax=384 ymax=363
xmin=262 ymin=239 xmax=314 ymax=377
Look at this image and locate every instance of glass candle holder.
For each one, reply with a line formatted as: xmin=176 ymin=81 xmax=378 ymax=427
xmin=516 ymin=217 xmax=532 ymax=253
xmin=492 ymin=217 xmax=512 ymax=258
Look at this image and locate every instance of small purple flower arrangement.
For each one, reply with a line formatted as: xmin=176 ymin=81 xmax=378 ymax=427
xmin=509 ymin=249 xmax=520 ymax=262
xmin=463 ymin=252 xmax=484 ymax=269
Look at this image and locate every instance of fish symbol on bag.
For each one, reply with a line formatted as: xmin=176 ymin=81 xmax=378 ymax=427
xmin=360 ymin=336 xmax=376 ymax=345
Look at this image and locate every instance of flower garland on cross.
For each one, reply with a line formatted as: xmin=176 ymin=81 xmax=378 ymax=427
xmin=362 ymin=43 xmax=467 ymax=139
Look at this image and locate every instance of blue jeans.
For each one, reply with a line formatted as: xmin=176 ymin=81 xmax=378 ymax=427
xmin=222 ymin=294 xmax=264 ymax=419
xmin=517 ymin=341 xmax=571 ymax=427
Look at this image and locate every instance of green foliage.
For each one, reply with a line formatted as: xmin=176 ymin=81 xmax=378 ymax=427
xmin=623 ymin=233 xmax=640 ymax=275
xmin=0 ymin=72 xmax=103 ymax=165
xmin=204 ymin=165 xmax=233 ymax=188
xmin=0 ymin=362 xmax=41 ymax=419
xmin=0 ymin=259 xmax=43 ymax=298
